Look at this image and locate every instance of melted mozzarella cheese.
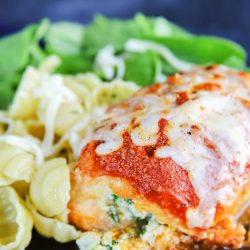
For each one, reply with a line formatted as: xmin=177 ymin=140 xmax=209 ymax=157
xmin=81 ymin=66 xmax=250 ymax=229
xmin=95 ymin=45 xmax=125 ymax=80
xmin=157 ymin=94 xmax=250 ymax=228
xmin=33 ymin=74 xmax=78 ymax=156
xmin=95 ymin=115 xmax=132 ymax=155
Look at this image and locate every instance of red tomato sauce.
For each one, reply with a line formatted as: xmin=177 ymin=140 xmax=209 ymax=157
xmin=80 ymin=119 xmax=199 ymax=223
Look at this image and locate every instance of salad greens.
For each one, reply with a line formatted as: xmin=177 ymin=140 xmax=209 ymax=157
xmin=0 ymin=25 xmax=36 ymax=108
xmin=124 ymin=51 xmax=161 ymax=86
xmin=151 ymin=36 xmax=246 ymax=67
xmin=0 ymin=13 xmax=248 ymax=109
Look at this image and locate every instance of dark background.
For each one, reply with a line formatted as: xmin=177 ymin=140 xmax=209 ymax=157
xmin=1 ymin=0 xmax=250 ymax=249
xmin=0 ymin=0 xmax=250 ymax=63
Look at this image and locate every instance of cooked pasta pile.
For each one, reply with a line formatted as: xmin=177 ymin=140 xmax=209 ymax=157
xmin=0 ymin=56 xmax=139 ymax=249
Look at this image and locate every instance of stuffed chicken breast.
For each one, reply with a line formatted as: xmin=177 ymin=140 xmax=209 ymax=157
xmin=69 ymin=65 xmax=250 ymax=249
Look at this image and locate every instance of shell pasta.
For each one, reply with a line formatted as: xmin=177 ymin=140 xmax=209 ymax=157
xmin=0 ymin=186 xmax=33 ymax=250
xmin=0 ymin=56 xmax=139 ymax=248
xmin=26 ymin=197 xmax=80 ymax=243
xmin=0 ymin=143 xmax=35 ymax=186
xmin=30 ymin=158 xmax=70 ymax=217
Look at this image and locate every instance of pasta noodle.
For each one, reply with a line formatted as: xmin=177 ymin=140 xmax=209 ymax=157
xmin=9 ymin=67 xmax=40 ymax=120
xmin=11 ymin=181 xmax=30 ymax=199
xmin=2 ymin=56 xmax=139 ymax=160
xmin=0 ymin=143 xmax=35 ymax=186
xmin=0 ymin=55 xmax=139 ymax=248
xmin=0 ymin=135 xmax=43 ymax=166
xmin=0 ymin=186 xmax=33 ymax=250
xmin=30 ymin=158 xmax=70 ymax=217
xmin=54 ymin=102 xmax=83 ymax=136
xmin=26 ymin=197 xmax=80 ymax=243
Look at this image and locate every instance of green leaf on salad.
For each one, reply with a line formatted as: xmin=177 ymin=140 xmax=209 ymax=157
xmin=29 ymin=19 xmax=50 ymax=66
xmin=152 ymin=16 xmax=192 ymax=38
xmin=0 ymin=78 xmax=15 ymax=109
xmin=133 ymin=13 xmax=154 ymax=37
xmin=0 ymin=71 xmax=23 ymax=108
xmin=0 ymin=20 xmax=50 ymax=109
xmin=0 ymin=25 xmax=36 ymax=109
xmin=83 ymin=15 xmax=144 ymax=55
xmin=134 ymin=13 xmax=192 ymax=38
xmin=0 ymin=25 xmax=36 ymax=75
xmin=44 ymin=22 xmax=93 ymax=75
xmin=55 ymin=54 xmax=93 ymax=74
xmin=161 ymin=60 xmax=178 ymax=76
xmin=149 ymin=36 xmax=247 ymax=68
xmin=124 ymin=51 xmax=161 ymax=86
xmin=83 ymin=14 xmax=191 ymax=56
xmin=0 ymin=14 xmax=248 ymax=109
xmin=45 ymin=22 xmax=85 ymax=56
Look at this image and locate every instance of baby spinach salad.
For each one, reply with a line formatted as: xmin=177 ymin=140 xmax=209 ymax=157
xmin=0 ymin=13 xmax=248 ymax=109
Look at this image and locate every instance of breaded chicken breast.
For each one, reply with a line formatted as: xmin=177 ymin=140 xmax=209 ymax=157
xmin=69 ymin=65 xmax=250 ymax=249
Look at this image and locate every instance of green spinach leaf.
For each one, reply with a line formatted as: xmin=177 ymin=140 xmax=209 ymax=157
xmin=149 ymin=36 xmax=247 ymax=68
xmin=124 ymin=51 xmax=161 ymax=86
xmin=45 ymin=22 xmax=85 ymax=56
